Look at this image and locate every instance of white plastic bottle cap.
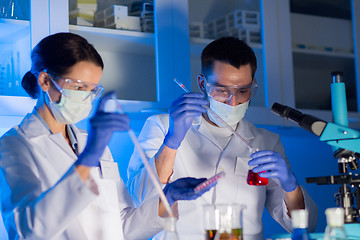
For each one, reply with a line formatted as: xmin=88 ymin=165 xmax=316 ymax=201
xmin=325 ymin=207 xmax=344 ymax=227
xmin=292 ymin=209 xmax=308 ymax=228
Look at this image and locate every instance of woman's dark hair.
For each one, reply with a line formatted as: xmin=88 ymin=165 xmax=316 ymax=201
xmin=201 ymin=37 xmax=257 ymax=79
xmin=22 ymin=32 xmax=104 ymax=99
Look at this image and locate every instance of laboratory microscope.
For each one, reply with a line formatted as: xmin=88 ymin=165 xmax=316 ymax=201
xmin=271 ymin=72 xmax=360 ymax=224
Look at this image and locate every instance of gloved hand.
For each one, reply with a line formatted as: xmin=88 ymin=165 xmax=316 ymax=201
xmin=76 ymin=92 xmax=130 ymax=167
xmin=163 ymin=177 xmax=213 ymax=206
xmin=248 ymin=150 xmax=298 ymax=192
xmin=164 ymin=93 xmax=208 ymax=149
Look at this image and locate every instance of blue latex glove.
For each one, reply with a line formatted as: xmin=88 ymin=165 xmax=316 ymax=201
xmin=248 ymin=150 xmax=298 ymax=192
xmin=164 ymin=93 xmax=208 ymax=149
xmin=163 ymin=177 xmax=213 ymax=206
xmin=76 ymin=92 xmax=130 ymax=167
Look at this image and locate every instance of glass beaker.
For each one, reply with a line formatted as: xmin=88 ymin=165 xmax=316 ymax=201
xmin=246 ymin=148 xmax=268 ymax=186
xmin=203 ymin=204 xmax=244 ymax=240
xmin=160 ymin=217 xmax=180 ymax=240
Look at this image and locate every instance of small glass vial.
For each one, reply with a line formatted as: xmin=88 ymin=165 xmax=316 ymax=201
xmin=160 ymin=217 xmax=180 ymax=240
xmin=291 ymin=209 xmax=311 ymax=240
xmin=324 ymin=208 xmax=348 ymax=240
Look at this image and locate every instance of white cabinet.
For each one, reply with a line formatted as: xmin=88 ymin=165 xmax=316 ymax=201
xmin=2 ymin=0 xmax=360 ymax=128
xmin=0 ymin=1 xmax=35 ymax=118
xmin=67 ymin=0 xmax=192 ymax=113
xmin=278 ymin=0 xmax=360 ymax=128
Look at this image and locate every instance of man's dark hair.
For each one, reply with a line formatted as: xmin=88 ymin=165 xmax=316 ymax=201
xmin=201 ymin=37 xmax=257 ymax=79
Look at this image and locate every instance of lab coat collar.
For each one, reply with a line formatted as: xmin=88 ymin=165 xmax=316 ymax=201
xmin=236 ymin=118 xmax=256 ymax=143
xmin=19 ymin=109 xmax=88 ymax=157
xmin=195 ymin=116 xmax=222 ymax=151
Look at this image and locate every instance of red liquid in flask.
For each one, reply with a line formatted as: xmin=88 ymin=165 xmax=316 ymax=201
xmin=246 ymin=169 xmax=268 ymax=186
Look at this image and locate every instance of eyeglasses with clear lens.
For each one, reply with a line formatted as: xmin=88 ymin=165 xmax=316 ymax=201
xmin=204 ymin=78 xmax=257 ymax=103
xmin=46 ymin=71 xmax=104 ymax=102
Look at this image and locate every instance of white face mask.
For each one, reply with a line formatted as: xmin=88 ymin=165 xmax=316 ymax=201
xmin=207 ymin=98 xmax=249 ymax=128
xmin=46 ymin=89 xmax=94 ymax=124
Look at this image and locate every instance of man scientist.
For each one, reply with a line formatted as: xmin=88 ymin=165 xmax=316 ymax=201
xmin=127 ymin=37 xmax=318 ymax=239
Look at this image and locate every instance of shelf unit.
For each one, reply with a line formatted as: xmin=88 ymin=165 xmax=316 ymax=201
xmin=70 ymin=24 xmax=157 ymax=102
xmin=1 ymin=0 xmax=360 ymax=128
xmin=0 ymin=19 xmax=29 ymax=42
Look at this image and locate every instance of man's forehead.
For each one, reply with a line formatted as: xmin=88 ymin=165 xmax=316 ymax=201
xmin=206 ymin=62 xmax=253 ymax=84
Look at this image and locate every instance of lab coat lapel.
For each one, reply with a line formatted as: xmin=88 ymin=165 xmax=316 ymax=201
xmin=20 ymin=113 xmax=77 ymax=183
xmin=48 ymin=133 xmax=77 ymax=158
xmin=217 ymin=119 xmax=255 ymax=171
xmin=195 ymin=117 xmax=223 ymax=151
xmin=69 ymin=125 xmax=88 ymax=154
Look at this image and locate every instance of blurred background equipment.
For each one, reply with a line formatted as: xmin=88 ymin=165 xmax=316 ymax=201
xmin=271 ymin=72 xmax=360 ymax=224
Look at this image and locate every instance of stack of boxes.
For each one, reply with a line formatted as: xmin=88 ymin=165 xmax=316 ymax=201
xmin=69 ymin=0 xmax=153 ymax=33
xmin=69 ymin=0 xmax=97 ymax=26
xmin=128 ymin=1 xmax=154 ymax=33
xmin=189 ymin=22 xmax=205 ymax=39
xmin=94 ymin=4 xmax=140 ymax=31
xmin=190 ymin=9 xmax=261 ymax=45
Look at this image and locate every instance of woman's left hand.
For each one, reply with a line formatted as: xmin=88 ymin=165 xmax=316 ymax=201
xmin=76 ymin=91 xmax=130 ymax=167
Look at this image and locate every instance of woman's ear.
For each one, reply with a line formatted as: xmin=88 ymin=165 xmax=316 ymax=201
xmin=197 ymin=74 xmax=206 ymax=93
xmin=38 ymin=72 xmax=51 ymax=91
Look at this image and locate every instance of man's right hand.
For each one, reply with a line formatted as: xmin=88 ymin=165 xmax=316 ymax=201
xmin=163 ymin=93 xmax=208 ymax=149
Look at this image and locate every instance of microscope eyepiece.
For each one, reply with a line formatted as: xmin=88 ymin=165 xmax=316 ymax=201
xmin=271 ymin=103 xmax=327 ymax=136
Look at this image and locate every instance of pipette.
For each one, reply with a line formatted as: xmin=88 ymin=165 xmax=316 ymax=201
xmin=194 ymin=171 xmax=225 ymax=193
xmin=173 ymin=78 xmax=255 ymax=151
xmin=111 ymin=96 xmax=174 ymax=218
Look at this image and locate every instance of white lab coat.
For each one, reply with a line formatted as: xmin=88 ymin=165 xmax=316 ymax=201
xmin=0 ymin=110 xmax=164 ymax=240
xmin=127 ymin=114 xmax=318 ymax=240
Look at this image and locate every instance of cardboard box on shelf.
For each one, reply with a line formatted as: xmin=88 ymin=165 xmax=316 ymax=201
xmin=94 ymin=5 xmax=128 ymax=22
xmin=69 ymin=17 xmax=94 ymax=26
xmin=69 ymin=0 xmax=97 ymax=11
xmin=96 ymin=0 xmax=134 ymax=11
xmin=69 ymin=8 xmax=95 ymax=22
xmin=104 ymin=15 xmax=140 ymax=31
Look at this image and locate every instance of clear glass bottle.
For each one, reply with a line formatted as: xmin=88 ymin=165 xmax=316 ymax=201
xmin=160 ymin=217 xmax=180 ymax=240
xmin=324 ymin=208 xmax=348 ymax=240
xmin=291 ymin=209 xmax=311 ymax=240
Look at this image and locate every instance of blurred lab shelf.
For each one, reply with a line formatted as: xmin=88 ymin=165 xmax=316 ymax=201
xmin=0 ymin=96 xmax=35 ymax=116
xmin=292 ymin=48 xmax=354 ymax=59
xmin=69 ymin=24 xmax=155 ymax=55
xmin=190 ymin=37 xmax=262 ymax=55
xmin=0 ymin=18 xmax=29 ymax=43
xmin=292 ymin=50 xmax=354 ymax=69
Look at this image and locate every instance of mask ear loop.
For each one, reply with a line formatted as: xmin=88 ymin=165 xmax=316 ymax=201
xmin=42 ymin=72 xmax=64 ymax=104
xmin=198 ymin=74 xmax=211 ymax=101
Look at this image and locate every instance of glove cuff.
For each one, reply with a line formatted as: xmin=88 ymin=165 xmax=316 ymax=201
xmin=75 ymin=152 xmax=101 ymax=167
xmin=163 ymin=135 xmax=180 ymax=150
xmin=163 ymin=183 xmax=175 ymax=206
xmin=283 ymin=173 xmax=298 ymax=192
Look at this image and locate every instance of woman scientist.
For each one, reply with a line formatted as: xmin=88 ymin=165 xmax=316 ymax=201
xmin=0 ymin=32 xmax=210 ymax=240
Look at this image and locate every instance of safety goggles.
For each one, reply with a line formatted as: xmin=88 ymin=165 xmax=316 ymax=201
xmin=204 ymin=77 xmax=257 ymax=103
xmin=45 ymin=70 xmax=104 ymax=102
